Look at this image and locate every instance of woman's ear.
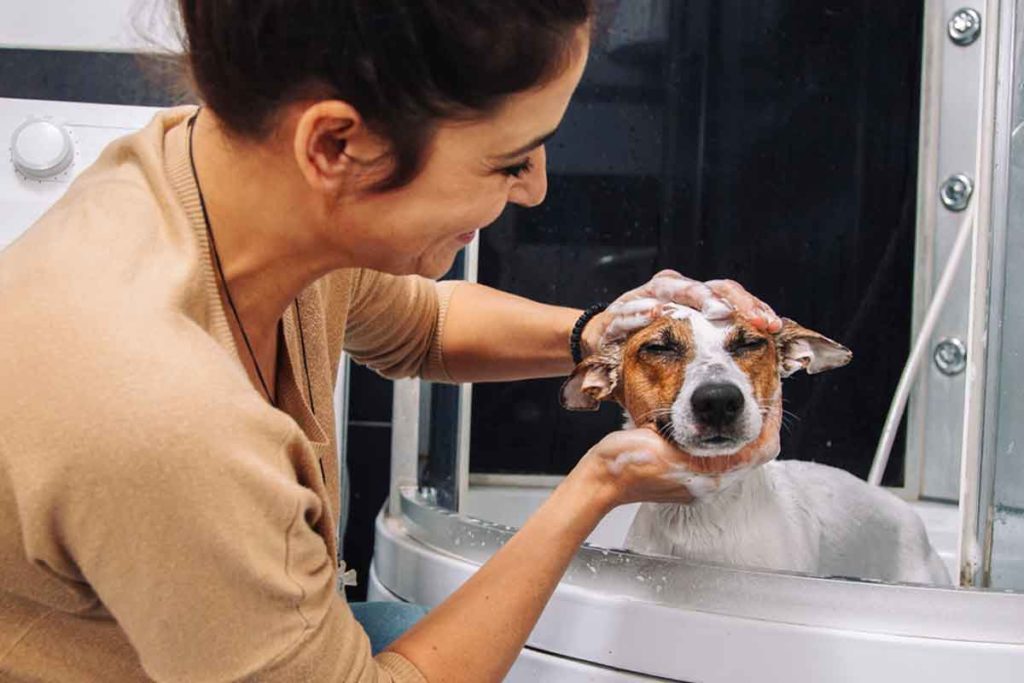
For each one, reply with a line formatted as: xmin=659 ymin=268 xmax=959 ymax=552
xmin=292 ymin=100 xmax=390 ymax=194
xmin=560 ymin=345 xmax=623 ymax=411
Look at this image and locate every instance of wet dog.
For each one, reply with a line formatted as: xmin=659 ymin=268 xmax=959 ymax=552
xmin=562 ymin=304 xmax=949 ymax=584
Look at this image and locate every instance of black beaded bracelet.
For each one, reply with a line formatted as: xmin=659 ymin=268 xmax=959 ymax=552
xmin=570 ymin=303 xmax=609 ymax=365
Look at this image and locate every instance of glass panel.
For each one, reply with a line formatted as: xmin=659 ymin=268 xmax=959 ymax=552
xmin=988 ymin=0 xmax=1024 ymax=591
xmin=472 ymin=0 xmax=924 ymax=486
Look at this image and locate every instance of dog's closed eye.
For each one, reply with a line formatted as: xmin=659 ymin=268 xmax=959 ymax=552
xmin=639 ymin=340 xmax=684 ymax=356
xmin=729 ymin=336 xmax=768 ymax=354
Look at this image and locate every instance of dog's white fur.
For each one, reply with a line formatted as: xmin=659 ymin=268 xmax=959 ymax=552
xmin=569 ymin=305 xmax=950 ymax=585
xmin=625 ymin=461 xmax=950 ymax=584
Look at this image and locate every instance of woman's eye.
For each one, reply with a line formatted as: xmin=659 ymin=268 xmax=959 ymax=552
xmin=500 ymin=157 xmax=534 ymax=178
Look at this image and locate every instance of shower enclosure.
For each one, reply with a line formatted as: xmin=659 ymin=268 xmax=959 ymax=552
xmin=364 ymin=1 xmax=1024 ymax=680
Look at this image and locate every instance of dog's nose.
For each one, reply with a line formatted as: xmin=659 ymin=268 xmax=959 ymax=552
xmin=691 ymin=383 xmax=745 ymax=428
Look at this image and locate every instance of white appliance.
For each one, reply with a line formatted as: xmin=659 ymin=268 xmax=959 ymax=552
xmin=0 ymin=0 xmax=178 ymax=52
xmin=1 ymin=98 xmax=162 ymax=249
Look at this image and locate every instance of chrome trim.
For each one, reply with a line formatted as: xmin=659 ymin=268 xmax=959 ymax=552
xmin=335 ymin=353 xmax=351 ymax=539
xmin=455 ymin=234 xmax=480 ymax=512
xmin=967 ymin=0 xmax=1017 ymax=587
xmin=389 ymin=378 xmax=422 ymax=517
xmin=906 ymin=0 xmax=945 ymax=500
xmin=957 ymin=0 xmax=1005 ymax=588
xmin=469 ymin=473 xmax=568 ymax=489
xmin=909 ymin=0 xmax=989 ymax=503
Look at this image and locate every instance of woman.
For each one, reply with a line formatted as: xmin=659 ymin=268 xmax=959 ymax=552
xmin=0 ymin=1 xmax=780 ymax=681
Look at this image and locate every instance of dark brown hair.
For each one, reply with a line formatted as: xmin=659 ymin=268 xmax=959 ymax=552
xmin=178 ymin=0 xmax=594 ymax=190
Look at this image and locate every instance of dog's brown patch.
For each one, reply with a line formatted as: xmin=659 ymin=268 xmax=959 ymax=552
xmin=619 ymin=318 xmax=783 ymax=476
xmin=620 ymin=318 xmax=695 ymax=435
xmin=726 ymin=323 xmax=782 ymax=415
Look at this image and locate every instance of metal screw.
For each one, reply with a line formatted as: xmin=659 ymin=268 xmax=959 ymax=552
xmin=940 ymin=174 xmax=974 ymax=211
xmin=934 ymin=338 xmax=967 ymax=376
xmin=948 ymin=8 xmax=982 ymax=46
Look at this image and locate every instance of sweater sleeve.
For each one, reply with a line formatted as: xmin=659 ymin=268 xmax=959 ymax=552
xmin=12 ymin=373 xmax=425 ymax=683
xmin=344 ymin=269 xmax=461 ymax=382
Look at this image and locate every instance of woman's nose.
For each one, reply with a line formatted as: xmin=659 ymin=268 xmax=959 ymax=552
xmin=508 ymin=147 xmax=548 ymax=208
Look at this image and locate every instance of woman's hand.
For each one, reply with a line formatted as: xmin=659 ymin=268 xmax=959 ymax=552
xmin=571 ymin=428 xmax=700 ymax=509
xmin=572 ymin=417 xmax=783 ymax=508
xmin=581 ymin=270 xmax=782 ymax=356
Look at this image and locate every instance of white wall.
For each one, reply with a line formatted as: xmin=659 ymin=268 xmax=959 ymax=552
xmin=0 ymin=0 xmax=179 ymax=52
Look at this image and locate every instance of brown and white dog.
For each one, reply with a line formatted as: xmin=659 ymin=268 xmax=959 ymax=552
xmin=562 ymin=304 xmax=950 ymax=585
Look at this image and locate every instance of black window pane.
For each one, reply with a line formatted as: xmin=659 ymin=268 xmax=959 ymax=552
xmin=471 ymin=1 xmax=922 ymax=485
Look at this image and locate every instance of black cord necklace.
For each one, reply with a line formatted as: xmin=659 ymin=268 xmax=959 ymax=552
xmin=186 ymin=111 xmax=315 ymax=414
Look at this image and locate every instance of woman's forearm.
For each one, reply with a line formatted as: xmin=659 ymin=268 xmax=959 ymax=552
xmin=438 ymin=283 xmax=585 ymax=382
xmin=385 ymin=461 xmax=615 ymax=682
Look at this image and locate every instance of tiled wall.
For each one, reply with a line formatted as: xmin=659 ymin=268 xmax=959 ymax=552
xmin=0 ymin=49 xmax=177 ymax=106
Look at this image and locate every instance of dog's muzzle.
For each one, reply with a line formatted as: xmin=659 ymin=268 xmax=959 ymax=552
xmin=691 ymin=382 xmax=745 ymax=435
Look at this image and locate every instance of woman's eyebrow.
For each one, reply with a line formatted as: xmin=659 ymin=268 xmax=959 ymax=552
xmin=491 ymin=128 xmax=559 ymax=161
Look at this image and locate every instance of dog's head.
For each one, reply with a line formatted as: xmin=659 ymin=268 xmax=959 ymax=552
xmin=561 ymin=304 xmax=851 ymax=478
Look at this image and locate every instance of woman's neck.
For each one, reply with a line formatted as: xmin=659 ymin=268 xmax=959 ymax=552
xmin=189 ymin=109 xmax=348 ymax=343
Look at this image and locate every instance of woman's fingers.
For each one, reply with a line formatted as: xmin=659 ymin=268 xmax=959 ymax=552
xmin=612 ymin=272 xmax=694 ymax=303
xmin=608 ymin=275 xmax=723 ymax=319
xmin=595 ymin=272 xmax=780 ymax=353
xmin=705 ymin=279 xmax=782 ymax=333
xmin=642 ymin=274 xmax=705 ymax=307
xmin=602 ymin=298 xmax=662 ymax=340
xmin=589 ymin=429 xmax=696 ymax=505
xmin=599 ymin=274 xmax=719 ymax=346
xmin=703 ymin=279 xmax=754 ymax=312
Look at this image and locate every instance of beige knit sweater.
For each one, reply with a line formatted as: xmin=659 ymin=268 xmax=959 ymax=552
xmin=0 ymin=108 xmax=457 ymax=681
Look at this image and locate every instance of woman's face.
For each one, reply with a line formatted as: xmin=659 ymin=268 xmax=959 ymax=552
xmin=326 ymin=28 xmax=591 ymax=279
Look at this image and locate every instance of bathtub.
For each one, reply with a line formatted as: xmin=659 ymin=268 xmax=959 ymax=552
xmin=369 ymin=484 xmax=1023 ymax=683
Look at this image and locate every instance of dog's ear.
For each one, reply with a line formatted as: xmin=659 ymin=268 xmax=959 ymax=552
xmin=560 ymin=346 xmax=622 ymax=411
xmin=777 ymin=318 xmax=853 ymax=378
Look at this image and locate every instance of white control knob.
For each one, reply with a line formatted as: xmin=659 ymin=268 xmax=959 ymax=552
xmin=11 ymin=119 xmax=75 ymax=179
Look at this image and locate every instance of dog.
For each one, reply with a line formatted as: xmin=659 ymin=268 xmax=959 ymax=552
xmin=561 ymin=303 xmax=950 ymax=585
